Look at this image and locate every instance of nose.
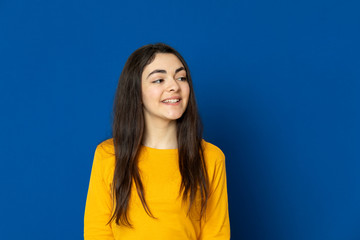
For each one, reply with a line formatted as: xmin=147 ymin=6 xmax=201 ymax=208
xmin=167 ymin=78 xmax=180 ymax=92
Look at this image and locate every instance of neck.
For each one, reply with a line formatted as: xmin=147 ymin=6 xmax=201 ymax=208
xmin=142 ymin=119 xmax=178 ymax=149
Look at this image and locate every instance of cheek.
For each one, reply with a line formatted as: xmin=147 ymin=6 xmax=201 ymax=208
xmin=142 ymin=87 xmax=161 ymax=104
xmin=183 ymin=83 xmax=190 ymax=100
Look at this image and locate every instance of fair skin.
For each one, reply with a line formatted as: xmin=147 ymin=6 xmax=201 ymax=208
xmin=141 ymin=53 xmax=190 ymax=149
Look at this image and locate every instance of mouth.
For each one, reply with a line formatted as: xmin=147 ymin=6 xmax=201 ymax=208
xmin=161 ymin=98 xmax=181 ymax=103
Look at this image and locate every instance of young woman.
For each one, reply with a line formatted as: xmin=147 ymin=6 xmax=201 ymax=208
xmin=84 ymin=43 xmax=230 ymax=239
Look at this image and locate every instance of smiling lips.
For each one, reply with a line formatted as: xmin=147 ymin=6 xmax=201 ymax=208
xmin=161 ymin=97 xmax=181 ymax=104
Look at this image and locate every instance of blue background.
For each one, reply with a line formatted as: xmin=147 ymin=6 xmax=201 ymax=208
xmin=0 ymin=0 xmax=359 ymax=239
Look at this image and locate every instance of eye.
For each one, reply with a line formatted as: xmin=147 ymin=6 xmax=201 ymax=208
xmin=152 ymin=79 xmax=163 ymax=84
xmin=177 ymin=77 xmax=187 ymax=81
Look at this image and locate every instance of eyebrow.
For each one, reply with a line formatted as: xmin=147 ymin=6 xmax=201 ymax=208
xmin=146 ymin=67 xmax=185 ymax=79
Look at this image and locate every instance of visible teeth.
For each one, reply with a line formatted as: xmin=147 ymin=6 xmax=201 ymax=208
xmin=163 ymin=99 xmax=180 ymax=103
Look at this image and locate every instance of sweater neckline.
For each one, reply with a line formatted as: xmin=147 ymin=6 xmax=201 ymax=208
xmin=141 ymin=145 xmax=178 ymax=155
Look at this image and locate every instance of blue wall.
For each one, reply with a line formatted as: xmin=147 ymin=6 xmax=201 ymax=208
xmin=0 ymin=0 xmax=359 ymax=239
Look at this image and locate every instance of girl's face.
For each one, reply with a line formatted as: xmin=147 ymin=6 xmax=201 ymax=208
xmin=141 ymin=53 xmax=190 ymax=125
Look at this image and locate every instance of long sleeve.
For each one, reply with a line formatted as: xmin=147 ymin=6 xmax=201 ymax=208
xmin=84 ymin=145 xmax=115 ymax=240
xmin=200 ymin=151 xmax=231 ymax=240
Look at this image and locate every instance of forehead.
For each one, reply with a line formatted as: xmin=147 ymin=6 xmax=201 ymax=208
xmin=142 ymin=53 xmax=184 ymax=75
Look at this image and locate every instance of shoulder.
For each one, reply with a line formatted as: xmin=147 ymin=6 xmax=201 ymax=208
xmin=95 ymin=138 xmax=115 ymax=155
xmin=92 ymin=138 xmax=115 ymax=181
xmin=202 ymin=140 xmax=225 ymax=160
xmin=201 ymin=140 xmax=227 ymax=186
xmin=202 ymin=139 xmax=225 ymax=167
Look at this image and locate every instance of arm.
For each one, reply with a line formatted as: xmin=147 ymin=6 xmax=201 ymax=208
xmin=201 ymin=154 xmax=231 ymax=240
xmin=84 ymin=145 xmax=115 ymax=240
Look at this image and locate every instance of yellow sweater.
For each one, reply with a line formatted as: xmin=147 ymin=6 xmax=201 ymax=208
xmin=84 ymin=139 xmax=230 ymax=240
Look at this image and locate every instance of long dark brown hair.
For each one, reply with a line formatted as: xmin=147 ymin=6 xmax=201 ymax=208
xmin=110 ymin=43 xmax=209 ymax=226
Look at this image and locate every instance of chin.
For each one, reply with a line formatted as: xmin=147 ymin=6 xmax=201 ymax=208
xmin=165 ymin=112 xmax=185 ymax=120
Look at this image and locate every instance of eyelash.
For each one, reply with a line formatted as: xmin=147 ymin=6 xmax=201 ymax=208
xmin=152 ymin=77 xmax=187 ymax=84
xmin=152 ymin=79 xmax=164 ymax=84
